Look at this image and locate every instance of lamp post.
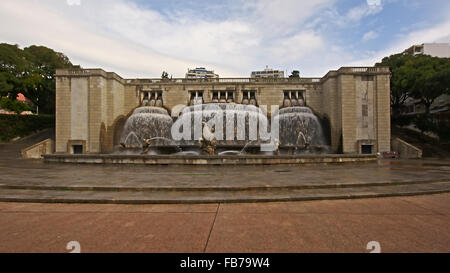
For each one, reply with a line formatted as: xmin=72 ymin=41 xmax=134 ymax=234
xmin=36 ymin=86 xmax=39 ymax=115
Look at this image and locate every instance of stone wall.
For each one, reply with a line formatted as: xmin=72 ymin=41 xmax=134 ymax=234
xmin=391 ymin=138 xmax=422 ymax=159
xmin=22 ymin=138 xmax=54 ymax=159
xmin=55 ymin=67 xmax=390 ymax=154
xmin=55 ymin=69 xmax=127 ymax=154
xmin=321 ymin=74 xmax=341 ymax=152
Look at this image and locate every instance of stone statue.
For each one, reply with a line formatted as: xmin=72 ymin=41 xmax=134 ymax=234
xmin=295 ymin=130 xmax=309 ymax=152
xmin=142 ymin=138 xmax=152 ymax=154
xmin=198 ymin=122 xmax=216 ymax=155
xmin=273 ymin=138 xmax=280 ymax=155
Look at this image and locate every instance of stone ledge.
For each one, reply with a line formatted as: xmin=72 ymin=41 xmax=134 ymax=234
xmin=392 ymin=138 xmax=423 ymax=159
xmin=21 ymin=139 xmax=54 ymax=159
xmin=43 ymin=154 xmax=376 ymax=165
xmin=0 ymin=182 xmax=447 ymax=204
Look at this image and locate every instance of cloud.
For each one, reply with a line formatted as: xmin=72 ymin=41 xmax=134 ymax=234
xmin=367 ymin=0 xmax=381 ymax=7
xmin=362 ymin=31 xmax=379 ymax=42
xmin=0 ymin=0 xmax=448 ymax=79
xmin=347 ymin=18 xmax=450 ymax=66
xmin=0 ymin=0 xmax=207 ymax=77
xmin=242 ymin=0 xmax=335 ymax=34
xmin=66 ymin=0 xmax=81 ymax=6
xmin=346 ymin=2 xmax=383 ymax=22
xmin=0 ymin=0 xmax=340 ymax=77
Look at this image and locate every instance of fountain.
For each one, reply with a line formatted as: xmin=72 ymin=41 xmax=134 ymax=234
xmin=274 ymin=106 xmax=330 ymax=154
xmin=116 ymin=102 xmax=330 ymax=156
xmin=118 ymin=106 xmax=174 ymax=153
xmin=173 ymin=103 xmax=270 ymax=150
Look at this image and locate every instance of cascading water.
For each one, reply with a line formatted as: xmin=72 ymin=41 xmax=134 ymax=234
xmin=116 ymin=103 xmax=330 ymax=155
xmin=120 ymin=106 xmax=173 ymax=148
xmin=173 ymin=103 xmax=270 ymax=147
xmin=274 ymin=106 xmax=328 ymax=151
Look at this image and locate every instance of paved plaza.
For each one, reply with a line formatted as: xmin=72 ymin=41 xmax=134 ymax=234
xmin=0 ymin=131 xmax=449 ymax=252
xmin=0 ymin=130 xmax=449 ymax=203
xmin=0 ymin=194 xmax=449 ymax=253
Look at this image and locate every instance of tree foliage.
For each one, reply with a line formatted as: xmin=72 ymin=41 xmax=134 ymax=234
xmin=0 ymin=97 xmax=31 ymax=114
xmin=376 ymin=53 xmax=450 ymax=114
xmin=0 ymin=43 xmax=75 ymax=114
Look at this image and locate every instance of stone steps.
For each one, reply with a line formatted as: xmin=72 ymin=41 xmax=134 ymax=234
xmin=0 ymin=180 xmax=448 ymax=204
xmin=0 ymin=178 xmax=448 ymax=192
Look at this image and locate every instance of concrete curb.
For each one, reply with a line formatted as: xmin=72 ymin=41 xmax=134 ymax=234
xmin=0 ymin=178 xmax=448 ymax=192
xmin=0 ymin=184 xmax=448 ymax=204
xmin=0 ymin=189 xmax=449 ymax=204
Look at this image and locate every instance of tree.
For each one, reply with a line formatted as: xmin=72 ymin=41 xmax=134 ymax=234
xmin=376 ymin=53 xmax=450 ymax=114
xmin=289 ymin=70 xmax=300 ymax=78
xmin=0 ymin=44 xmax=29 ymax=98
xmin=0 ymin=97 xmax=31 ymax=114
xmin=0 ymin=43 xmax=75 ymax=114
xmin=376 ymin=54 xmax=414 ymax=115
xmin=408 ymin=55 xmax=450 ymax=113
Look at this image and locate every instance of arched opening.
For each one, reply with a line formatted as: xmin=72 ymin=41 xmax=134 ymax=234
xmin=113 ymin=117 xmax=127 ymax=147
xmin=320 ymin=115 xmax=332 ymax=146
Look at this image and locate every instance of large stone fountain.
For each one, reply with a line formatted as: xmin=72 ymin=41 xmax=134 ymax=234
xmin=274 ymin=106 xmax=329 ymax=154
xmin=117 ymin=102 xmax=330 ymax=155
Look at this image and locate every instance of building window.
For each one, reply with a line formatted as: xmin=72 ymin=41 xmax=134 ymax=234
xmin=212 ymin=91 xmax=219 ymax=102
xmin=189 ymin=91 xmax=203 ymax=105
xmin=227 ymin=91 xmax=234 ymax=103
xmin=211 ymin=91 xmax=235 ymax=103
xmin=242 ymin=91 xmax=257 ymax=105
xmin=283 ymin=90 xmax=305 ymax=107
xmin=220 ymin=91 xmax=227 ymax=102
xmin=142 ymin=90 xmax=163 ymax=107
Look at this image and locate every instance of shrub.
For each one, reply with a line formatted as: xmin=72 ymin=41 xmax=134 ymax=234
xmin=413 ymin=114 xmax=436 ymax=133
xmin=0 ymin=97 xmax=31 ymax=114
xmin=392 ymin=115 xmax=413 ymax=127
xmin=435 ymin=118 xmax=450 ymax=143
xmin=0 ymin=114 xmax=54 ymax=141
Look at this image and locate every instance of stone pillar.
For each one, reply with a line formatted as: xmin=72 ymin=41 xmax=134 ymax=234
xmin=87 ymin=76 xmax=106 ymax=153
xmin=340 ymin=74 xmax=357 ymax=153
xmin=376 ymin=74 xmax=391 ymax=152
xmin=55 ymin=76 xmax=71 ymax=153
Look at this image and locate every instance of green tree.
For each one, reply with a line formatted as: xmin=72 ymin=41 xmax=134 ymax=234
xmin=376 ymin=54 xmax=414 ymax=115
xmin=0 ymin=43 xmax=75 ymax=114
xmin=408 ymin=56 xmax=450 ymax=113
xmin=0 ymin=44 xmax=30 ymax=98
xmin=376 ymin=53 xmax=450 ymax=114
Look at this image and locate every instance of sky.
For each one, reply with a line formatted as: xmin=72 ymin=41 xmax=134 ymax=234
xmin=1 ymin=0 xmax=449 ymax=78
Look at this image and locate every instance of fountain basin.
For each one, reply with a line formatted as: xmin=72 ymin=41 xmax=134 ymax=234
xmin=44 ymin=154 xmax=376 ymax=165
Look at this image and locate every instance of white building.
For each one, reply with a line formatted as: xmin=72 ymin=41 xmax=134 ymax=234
xmin=404 ymin=43 xmax=450 ymax=58
xmin=186 ymin=67 xmax=219 ymax=79
xmin=251 ymin=66 xmax=284 ymax=78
